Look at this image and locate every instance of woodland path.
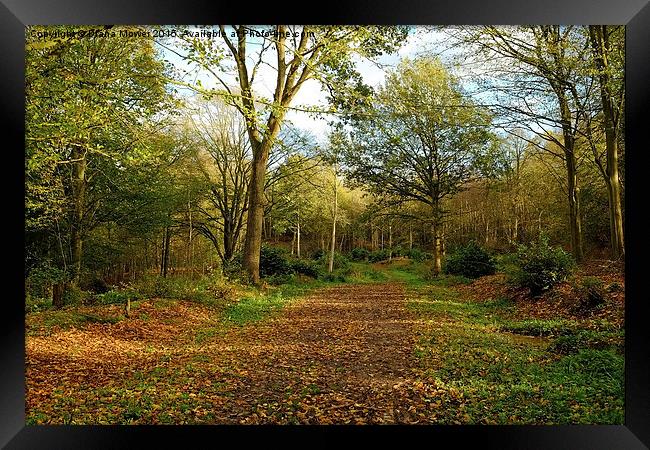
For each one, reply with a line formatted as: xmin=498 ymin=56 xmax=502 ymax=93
xmin=27 ymin=281 xmax=451 ymax=424
xmin=206 ymin=282 xmax=430 ymax=424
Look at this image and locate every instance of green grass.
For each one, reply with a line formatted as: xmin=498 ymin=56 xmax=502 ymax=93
xmin=27 ymin=309 xmax=123 ymax=334
xmin=407 ymin=279 xmax=624 ymax=424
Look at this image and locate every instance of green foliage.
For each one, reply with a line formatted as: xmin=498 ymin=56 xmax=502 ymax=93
xmin=93 ymin=289 xmax=143 ymax=306
xmin=507 ymin=236 xmax=575 ymax=296
xmin=501 ymin=319 xmax=578 ymax=337
xmin=574 ymin=276 xmax=606 ymax=308
xmin=368 ymin=249 xmax=391 ymax=262
xmin=131 ymin=274 xmax=235 ymax=306
xmin=289 ymin=259 xmax=322 ymax=279
xmin=550 ymin=329 xmax=624 ymax=355
xmin=311 ymin=249 xmax=326 ymax=261
xmin=350 ymin=247 xmax=370 ymax=261
xmin=222 ymin=257 xmax=245 ymax=280
xmin=405 ymin=247 xmax=431 ymax=262
xmin=324 ymin=252 xmax=352 ymax=273
xmin=444 ymin=241 xmax=496 ymax=278
xmin=410 ymin=281 xmax=624 ymax=424
xmin=25 ymin=262 xmax=66 ymax=300
xmin=259 ymin=245 xmax=293 ymax=278
xmin=223 ymin=293 xmax=288 ymax=326
xmin=63 ymin=285 xmax=93 ymax=306
xmin=321 ymin=272 xmax=348 ymax=282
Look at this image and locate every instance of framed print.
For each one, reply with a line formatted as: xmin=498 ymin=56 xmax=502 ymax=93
xmin=4 ymin=0 xmax=649 ymax=448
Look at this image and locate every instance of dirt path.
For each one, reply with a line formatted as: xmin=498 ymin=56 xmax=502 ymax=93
xmin=27 ymin=282 xmax=453 ymax=424
xmin=201 ymin=282 xmax=433 ymax=424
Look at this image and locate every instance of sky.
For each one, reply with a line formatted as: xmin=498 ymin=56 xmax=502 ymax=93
xmin=158 ymin=26 xmax=459 ymax=143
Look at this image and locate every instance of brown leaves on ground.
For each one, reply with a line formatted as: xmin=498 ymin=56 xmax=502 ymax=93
xmin=455 ymin=261 xmax=625 ymax=326
xmin=26 ymin=283 xmax=464 ymax=424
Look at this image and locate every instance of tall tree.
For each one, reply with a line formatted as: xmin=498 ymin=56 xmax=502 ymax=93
xmin=587 ymin=25 xmax=625 ymax=258
xmin=174 ymin=25 xmax=407 ymax=283
xmin=344 ymin=57 xmax=497 ymax=274
xmin=26 ymin=25 xmax=172 ymax=296
xmin=451 ymin=26 xmax=591 ymax=260
xmin=184 ymin=98 xmax=251 ymax=264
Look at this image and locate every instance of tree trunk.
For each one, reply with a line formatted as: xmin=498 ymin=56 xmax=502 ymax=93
xmin=242 ymin=143 xmax=270 ymax=284
xmin=388 ymin=223 xmax=393 ymax=262
xmin=70 ymin=147 xmax=87 ymax=286
xmin=52 ymin=282 xmax=65 ymax=309
xmin=188 ymin=194 xmax=193 ymax=276
xmin=296 ymin=216 xmax=301 ymax=258
xmin=328 ymin=174 xmax=338 ymax=274
xmin=565 ymin=147 xmax=583 ymax=261
xmin=162 ymin=226 xmax=171 ymax=278
xmin=432 ymin=220 xmax=442 ymax=276
xmin=555 ymin=85 xmax=584 ymax=262
xmin=589 ymin=25 xmax=625 ymax=259
xmin=244 ymin=151 xmax=268 ymax=284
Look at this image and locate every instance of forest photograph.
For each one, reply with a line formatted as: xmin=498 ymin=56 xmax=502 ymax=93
xmin=25 ymin=25 xmax=626 ymax=425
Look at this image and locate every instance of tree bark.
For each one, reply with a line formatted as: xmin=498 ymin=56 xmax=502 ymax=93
xmin=70 ymin=147 xmax=87 ymax=286
xmin=52 ymin=282 xmax=65 ymax=309
xmin=328 ymin=173 xmax=338 ymax=274
xmin=388 ymin=223 xmax=393 ymax=262
xmin=162 ymin=226 xmax=171 ymax=278
xmin=432 ymin=219 xmax=442 ymax=276
xmin=242 ymin=144 xmax=270 ymax=284
xmin=296 ymin=215 xmax=301 ymax=258
xmin=589 ymin=25 xmax=625 ymax=259
xmin=554 ymin=84 xmax=584 ymax=261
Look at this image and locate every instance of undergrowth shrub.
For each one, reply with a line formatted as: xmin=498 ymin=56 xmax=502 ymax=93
xmin=94 ymin=288 xmax=143 ymax=305
xmin=444 ymin=241 xmax=496 ymax=278
xmin=501 ymin=319 xmax=578 ymax=337
xmin=259 ymin=245 xmax=293 ymax=278
xmin=405 ymin=248 xmax=430 ymax=262
xmin=550 ymin=329 xmax=624 ymax=355
xmin=289 ymin=259 xmax=322 ymax=278
xmin=508 ymin=235 xmax=575 ymax=296
xmin=574 ymin=276 xmax=606 ymax=309
xmin=131 ymin=274 xmax=234 ymax=306
xmin=368 ymin=249 xmax=391 ymax=262
xmin=350 ymin=247 xmax=370 ymax=261
xmin=222 ymin=257 xmax=244 ymax=279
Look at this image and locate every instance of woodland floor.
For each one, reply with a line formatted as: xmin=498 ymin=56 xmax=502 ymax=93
xmin=25 ymin=262 xmax=625 ymax=425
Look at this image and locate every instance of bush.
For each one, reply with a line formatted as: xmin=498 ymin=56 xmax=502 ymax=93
xmin=222 ymin=257 xmax=245 ymax=280
xmin=84 ymin=277 xmax=110 ymax=294
xmin=550 ymin=329 xmax=624 ymax=355
xmin=94 ymin=288 xmax=143 ymax=305
xmin=405 ymin=247 xmax=429 ymax=262
xmin=314 ymin=251 xmax=351 ymax=273
xmin=311 ymin=249 xmax=326 ymax=261
xmin=443 ymin=241 xmax=496 ymax=278
xmin=368 ymin=249 xmax=391 ymax=263
xmin=132 ymin=273 xmax=235 ymax=305
xmin=62 ymin=284 xmax=92 ymax=306
xmin=350 ymin=247 xmax=370 ymax=261
xmin=259 ymin=245 xmax=293 ymax=278
xmin=264 ymin=273 xmax=295 ymax=285
xmin=508 ymin=236 xmax=575 ymax=296
xmin=290 ymin=259 xmax=322 ymax=278
xmin=321 ymin=272 xmax=347 ymax=282
xmin=26 ymin=263 xmax=66 ymax=300
xmin=574 ymin=276 xmax=607 ymax=308
xmin=329 ymin=252 xmax=351 ymax=272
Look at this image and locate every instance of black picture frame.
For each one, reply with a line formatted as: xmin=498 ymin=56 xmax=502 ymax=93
xmin=4 ymin=1 xmax=649 ymax=448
